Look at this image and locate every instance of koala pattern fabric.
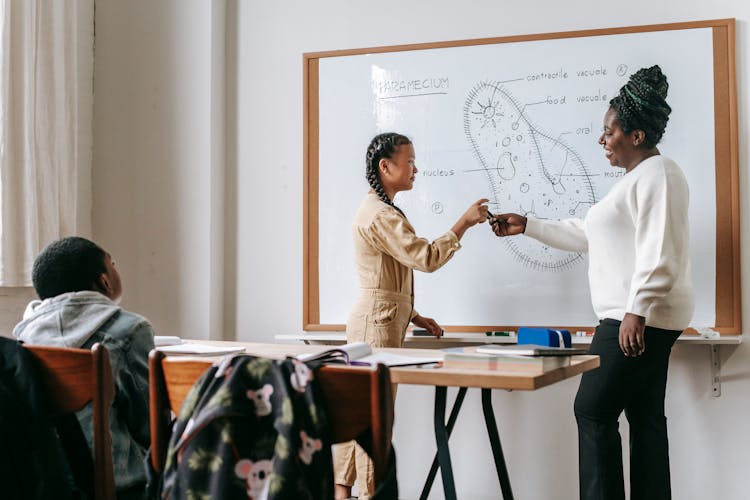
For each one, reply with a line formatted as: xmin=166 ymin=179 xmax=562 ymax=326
xmin=160 ymin=355 xmax=333 ymax=500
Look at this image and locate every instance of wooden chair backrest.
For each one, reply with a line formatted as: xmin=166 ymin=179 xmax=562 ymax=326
xmin=149 ymin=350 xmax=394 ymax=485
xmin=316 ymin=363 xmax=393 ymax=467
xmin=24 ymin=343 xmax=116 ymax=500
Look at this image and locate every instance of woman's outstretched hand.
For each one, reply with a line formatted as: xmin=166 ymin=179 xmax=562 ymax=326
xmin=489 ymin=213 xmax=527 ymax=236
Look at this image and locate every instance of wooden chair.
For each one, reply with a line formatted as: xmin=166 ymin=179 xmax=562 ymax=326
xmin=24 ymin=343 xmax=116 ymax=500
xmin=149 ymin=350 xmax=394 ymax=486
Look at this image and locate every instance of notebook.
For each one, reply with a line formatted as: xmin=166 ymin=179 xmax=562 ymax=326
xmin=442 ymin=351 xmax=571 ymax=372
xmin=474 ymin=344 xmax=589 ymax=356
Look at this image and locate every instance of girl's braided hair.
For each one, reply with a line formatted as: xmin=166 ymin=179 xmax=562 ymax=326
xmin=609 ymin=65 xmax=671 ymax=148
xmin=365 ymin=132 xmax=411 ymax=215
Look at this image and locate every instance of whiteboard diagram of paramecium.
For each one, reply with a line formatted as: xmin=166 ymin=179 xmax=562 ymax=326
xmin=464 ymin=81 xmax=597 ymax=271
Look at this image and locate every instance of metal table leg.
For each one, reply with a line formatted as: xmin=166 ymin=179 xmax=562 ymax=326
xmin=482 ymin=388 xmax=514 ymax=499
xmin=419 ymin=386 xmax=467 ymax=500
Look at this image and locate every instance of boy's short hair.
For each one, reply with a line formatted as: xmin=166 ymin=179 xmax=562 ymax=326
xmin=32 ymin=237 xmax=107 ymax=300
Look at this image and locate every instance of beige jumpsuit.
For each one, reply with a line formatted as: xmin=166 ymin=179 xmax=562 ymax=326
xmin=333 ymin=192 xmax=461 ymax=498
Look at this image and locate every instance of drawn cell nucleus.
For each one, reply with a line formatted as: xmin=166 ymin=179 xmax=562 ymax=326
xmin=464 ymin=81 xmax=597 ymax=271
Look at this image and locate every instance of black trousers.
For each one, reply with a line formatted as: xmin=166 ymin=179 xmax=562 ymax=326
xmin=574 ymin=318 xmax=681 ymax=500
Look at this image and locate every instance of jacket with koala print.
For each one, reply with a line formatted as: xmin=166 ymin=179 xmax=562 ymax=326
xmin=160 ymin=355 xmax=333 ymax=500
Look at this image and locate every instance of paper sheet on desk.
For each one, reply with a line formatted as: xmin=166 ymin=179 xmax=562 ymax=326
xmin=155 ymin=343 xmax=246 ymax=356
xmin=154 ymin=335 xmax=182 ymax=346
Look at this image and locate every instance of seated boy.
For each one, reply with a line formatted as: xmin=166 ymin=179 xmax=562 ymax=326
xmin=13 ymin=236 xmax=155 ymax=499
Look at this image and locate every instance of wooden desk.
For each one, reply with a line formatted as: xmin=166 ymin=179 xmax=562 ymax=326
xmin=387 ymin=348 xmax=598 ymax=500
xmin=171 ymin=341 xmax=599 ymax=500
xmin=183 ymin=341 xmax=598 ymax=389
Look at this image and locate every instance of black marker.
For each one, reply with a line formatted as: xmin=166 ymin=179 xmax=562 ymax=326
xmin=413 ymin=329 xmax=444 ymax=337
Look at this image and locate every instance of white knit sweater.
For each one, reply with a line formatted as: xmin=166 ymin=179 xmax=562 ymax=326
xmin=524 ymin=155 xmax=694 ymax=330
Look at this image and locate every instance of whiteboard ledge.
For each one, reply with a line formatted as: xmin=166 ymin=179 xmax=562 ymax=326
xmin=275 ymin=333 xmax=742 ymax=346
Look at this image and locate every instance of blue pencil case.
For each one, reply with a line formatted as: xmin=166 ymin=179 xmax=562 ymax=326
xmin=517 ymin=327 xmax=572 ymax=348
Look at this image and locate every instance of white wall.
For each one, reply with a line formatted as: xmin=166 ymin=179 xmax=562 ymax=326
xmin=89 ymin=1 xmax=749 ymax=499
xmin=92 ymin=0 xmax=219 ymax=339
xmin=231 ymin=4 xmax=750 ymax=497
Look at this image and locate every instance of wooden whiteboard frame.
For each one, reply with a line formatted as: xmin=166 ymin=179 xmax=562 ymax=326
xmin=303 ymin=19 xmax=740 ymax=334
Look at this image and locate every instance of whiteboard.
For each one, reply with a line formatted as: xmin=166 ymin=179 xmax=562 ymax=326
xmin=304 ymin=20 xmax=739 ymax=332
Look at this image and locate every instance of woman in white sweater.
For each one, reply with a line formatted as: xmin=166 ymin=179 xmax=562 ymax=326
xmin=491 ymin=65 xmax=693 ymax=500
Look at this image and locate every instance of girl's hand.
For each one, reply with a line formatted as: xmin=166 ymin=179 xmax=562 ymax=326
xmin=412 ymin=315 xmax=443 ymax=337
xmin=462 ymin=198 xmax=490 ymax=226
xmin=490 ymin=213 xmax=527 ymax=236
xmin=452 ymin=199 xmax=489 ymax=239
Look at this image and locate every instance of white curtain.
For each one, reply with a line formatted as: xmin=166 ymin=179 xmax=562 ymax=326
xmin=0 ymin=0 xmax=93 ymax=285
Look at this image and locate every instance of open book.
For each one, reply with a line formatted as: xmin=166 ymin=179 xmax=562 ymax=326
xmin=296 ymin=342 xmax=441 ymax=367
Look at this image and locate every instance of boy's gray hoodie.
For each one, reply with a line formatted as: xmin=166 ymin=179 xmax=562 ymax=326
xmin=14 ymin=291 xmax=155 ymax=493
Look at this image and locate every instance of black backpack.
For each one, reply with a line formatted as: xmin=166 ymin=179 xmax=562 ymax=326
xmin=0 ymin=338 xmax=91 ymax=500
xmin=161 ymin=355 xmax=334 ymax=499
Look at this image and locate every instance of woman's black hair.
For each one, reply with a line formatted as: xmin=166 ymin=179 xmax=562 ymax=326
xmin=609 ymin=65 xmax=671 ymax=148
xmin=364 ymin=132 xmax=411 ymax=215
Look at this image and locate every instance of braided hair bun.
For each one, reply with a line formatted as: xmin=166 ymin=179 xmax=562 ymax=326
xmin=609 ymin=65 xmax=671 ymax=148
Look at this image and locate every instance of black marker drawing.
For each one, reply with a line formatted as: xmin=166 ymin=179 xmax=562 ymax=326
xmin=464 ymin=81 xmax=597 ymax=271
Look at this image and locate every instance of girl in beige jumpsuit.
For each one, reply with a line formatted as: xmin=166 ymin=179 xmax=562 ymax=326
xmin=334 ymin=132 xmax=488 ymax=499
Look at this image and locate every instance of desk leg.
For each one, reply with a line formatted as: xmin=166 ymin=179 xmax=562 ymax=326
xmin=419 ymin=386 xmax=466 ymax=500
xmin=482 ymin=388 xmax=514 ymax=500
